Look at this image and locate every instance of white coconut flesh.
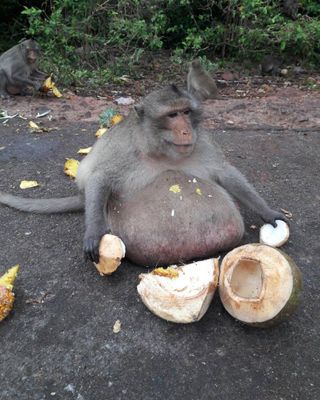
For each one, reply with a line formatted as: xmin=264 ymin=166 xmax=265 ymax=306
xmin=259 ymin=219 xmax=290 ymax=247
xmin=219 ymin=244 xmax=295 ymax=324
xmin=137 ymin=258 xmax=219 ymax=323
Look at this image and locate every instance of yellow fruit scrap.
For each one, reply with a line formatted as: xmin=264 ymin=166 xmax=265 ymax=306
xmin=64 ymin=158 xmax=79 ymax=179
xmin=95 ymin=127 xmax=107 ymax=138
xmin=19 ymin=180 xmax=39 ymax=189
xmin=0 ymin=265 xmax=19 ymax=290
xmin=169 ymin=184 xmax=181 ymax=194
xmin=77 ymin=147 xmax=92 ymax=155
xmin=0 ymin=265 xmax=19 ymax=322
xmin=0 ymin=287 xmax=15 ymax=322
xmin=52 ymin=86 xmax=62 ymax=98
xmin=152 ymin=267 xmax=179 ymax=279
xmin=195 ymin=188 xmax=202 ymax=195
xmin=29 ymin=121 xmax=42 ymax=132
xmin=42 ymin=75 xmax=62 ymax=98
xmin=111 ymin=114 xmax=123 ymax=126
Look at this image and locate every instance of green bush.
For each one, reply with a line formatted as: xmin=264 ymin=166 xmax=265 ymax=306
xmin=1 ymin=1 xmax=319 ymax=88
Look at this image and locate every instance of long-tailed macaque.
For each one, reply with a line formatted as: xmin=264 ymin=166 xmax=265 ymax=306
xmin=282 ymin=0 xmax=300 ymax=20
xmin=187 ymin=59 xmax=219 ymax=100
xmin=0 ymin=85 xmax=286 ymax=266
xmin=0 ymin=39 xmax=47 ymax=98
xmin=261 ymin=55 xmax=283 ymax=76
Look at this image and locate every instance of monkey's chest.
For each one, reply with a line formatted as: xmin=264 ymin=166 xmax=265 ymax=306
xmin=107 ymin=170 xmax=244 ymax=266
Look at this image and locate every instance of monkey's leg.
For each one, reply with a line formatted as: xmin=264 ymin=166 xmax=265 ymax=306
xmin=218 ymin=165 xmax=286 ymax=226
xmin=83 ymin=175 xmax=111 ymax=263
xmin=0 ymin=69 xmax=10 ymax=98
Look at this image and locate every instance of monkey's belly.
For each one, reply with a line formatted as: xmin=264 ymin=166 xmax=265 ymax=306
xmin=107 ymin=171 xmax=244 ymax=266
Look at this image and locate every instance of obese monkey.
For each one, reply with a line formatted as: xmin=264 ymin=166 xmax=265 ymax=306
xmin=0 ymin=39 xmax=47 ymax=98
xmin=0 ymin=85 xmax=286 ymax=266
xmin=187 ymin=59 xmax=219 ymax=101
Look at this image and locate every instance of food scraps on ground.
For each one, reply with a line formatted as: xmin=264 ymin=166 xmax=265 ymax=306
xmin=259 ymin=219 xmax=290 ymax=247
xmin=94 ymin=234 xmax=126 ymax=275
xmin=95 ymin=127 xmax=107 ymax=138
xmin=77 ymin=147 xmax=92 ymax=155
xmin=19 ymin=180 xmax=39 ymax=189
xmin=42 ymin=75 xmax=62 ymax=98
xmin=137 ymin=258 xmax=219 ymax=323
xmin=113 ymin=319 xmax=122 ymax=333
xmin=29 ymin=121 xmax=57 ymax=133
xmin=64 ymin=159 xmax=79 ymax=179
xmin=0 ymin=265 xmax=19 ymax=322
xmin=219 ymin=243 xmax=302 ymax=327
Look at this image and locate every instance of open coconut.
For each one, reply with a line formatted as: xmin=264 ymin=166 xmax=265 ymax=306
xmin=137 ymin=258 xmax=219 ymax=323
xmin=219 ymin=244 xmax=302 ymax=327
xmin=260 ymin=219 xmax=290 ymax=247
xmin=94 ymin=234 xmax=126 ymax=275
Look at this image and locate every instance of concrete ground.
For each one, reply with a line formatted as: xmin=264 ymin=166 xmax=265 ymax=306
xmin=0 ymin=95 xmax=319 ymax=400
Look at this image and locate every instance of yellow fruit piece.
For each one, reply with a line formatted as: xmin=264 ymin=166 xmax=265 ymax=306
xmin=152 ymin=267 xmax=179 ymax=279
xmin=52 ymin=86 xmax=62 ymax=98
xmin=95 ymin=127 xmax=107 ymax=138
xmin=195 ymin=188 xmax=202 ymax=195
xmin=42 ymin=75 xmax=62 ymax=97
xmin=0 ymin=286 xmax=15 ymax=321
xmin=42 ymin=76 xmax=53 ymax=92
xmin=169 ymin=184 xmax=181 ymax=194
xmin=77 ymin=147 xmax=92 ymax=155
xmin=0 ymin=265 xmax=19 ymax=321
xmin=64 ymin=158 xmax=79 ymax=179
xmin=29 ymin=121 xmax=41 ymax=131
xmin=111 ymin=114 xmax=123 ymax=126
xmin=20 ymin=180 xmax=39 ymax=189
xmin=0 ymin=265 xmax=19 ymax=290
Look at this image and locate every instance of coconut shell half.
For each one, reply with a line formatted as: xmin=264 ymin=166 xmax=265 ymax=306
xmin=137 ymin=258 xmax=219 ymax=323
xmin=219 ymin=244 xmax=302 ymax=327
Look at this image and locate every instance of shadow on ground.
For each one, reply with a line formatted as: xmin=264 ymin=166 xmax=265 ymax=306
xmin=0 ymin=98 xmax=319 ymax=400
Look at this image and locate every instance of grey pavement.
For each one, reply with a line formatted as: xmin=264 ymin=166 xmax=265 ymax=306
xmin=0 ymin=119 xmax=319 ymax=400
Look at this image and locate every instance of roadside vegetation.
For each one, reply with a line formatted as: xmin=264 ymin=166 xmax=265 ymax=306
xmin=1 ymin=1 xmax=320 ymax=89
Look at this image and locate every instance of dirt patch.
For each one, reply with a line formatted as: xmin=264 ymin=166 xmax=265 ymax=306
xmin=1 ymin=73 xmax=319 ymax=131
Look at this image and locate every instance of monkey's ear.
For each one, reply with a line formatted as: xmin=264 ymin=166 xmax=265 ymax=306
xmin=134 ymin=105 xmax=144 ymax=119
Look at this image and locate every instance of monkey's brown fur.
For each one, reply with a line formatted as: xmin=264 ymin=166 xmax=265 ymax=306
xmin=0 ymin=39 xmax=47 ymax=98
xmin=0 ymin=85 xmax=286 ymax=266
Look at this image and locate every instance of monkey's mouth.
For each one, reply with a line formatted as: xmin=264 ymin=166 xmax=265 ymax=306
xmin=165 ymin=140 xmax=194 ymax=153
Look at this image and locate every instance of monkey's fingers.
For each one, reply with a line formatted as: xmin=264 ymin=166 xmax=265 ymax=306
xmin=83 ymin=237 xmax=101 ymax=264
xmin=262 ymin=211 xmax=290 ymax=227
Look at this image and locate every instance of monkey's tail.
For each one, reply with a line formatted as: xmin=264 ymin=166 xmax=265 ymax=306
xmin=0 ymin=192 xmax=84 ymax=213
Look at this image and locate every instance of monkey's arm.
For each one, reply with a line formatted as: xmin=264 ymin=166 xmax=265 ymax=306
xmin=217 ymin=165 xmax=286 ymax=226
xmin=10 ymin=72 xmax=41 ymax=90
xmin=31 ymin=69 xmax=48 ymax=80
xmin=83 ymin=174 xmax=111 ymax=263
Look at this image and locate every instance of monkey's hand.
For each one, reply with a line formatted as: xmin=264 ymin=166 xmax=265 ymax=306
xmin=261 ymin=209 xmax=289 ymax=227
xmin=83 ymin=229 xmax=111 ymax=264
xmin=33 ymin=81 xmax=42 ymax=92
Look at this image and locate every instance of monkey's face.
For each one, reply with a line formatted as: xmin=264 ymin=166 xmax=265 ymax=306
xmin=160 ymin=109 xmax=197 ymax=159
xmin=21 ymin=40 xmax=41 ymax=65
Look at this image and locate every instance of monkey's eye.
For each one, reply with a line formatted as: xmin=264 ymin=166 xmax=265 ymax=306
xmin=184 ymin=110 xmax=191 ymax=115
xmin=168 ymin=112 xmax=178 ymax=118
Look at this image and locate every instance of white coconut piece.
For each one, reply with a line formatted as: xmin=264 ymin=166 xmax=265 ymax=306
xmin=219 ymin=244 xmax=302 ymax=327
xmin=259 ymin=219 xmax=290 ymax=247
xmin=94 ymin=234 xmax=126 ymax=275
xmin=137 ymin=258 xmax=219 ymax=323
